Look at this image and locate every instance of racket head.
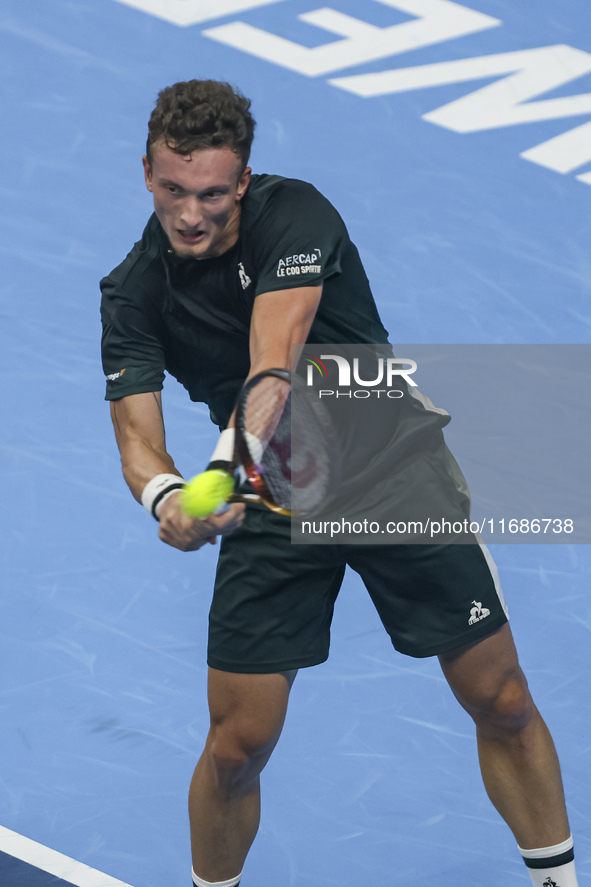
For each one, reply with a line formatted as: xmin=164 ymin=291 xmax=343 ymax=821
xmin=233 ymin=368 xmax=340 ymax=516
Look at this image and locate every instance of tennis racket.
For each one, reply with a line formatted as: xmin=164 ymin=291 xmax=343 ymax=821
xmin=227 ymin=368 xmax=340 ymax=516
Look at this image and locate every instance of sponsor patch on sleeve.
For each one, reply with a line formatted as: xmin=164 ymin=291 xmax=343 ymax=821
xmin=105 ymin=368 xmax=126 ymax=381
xmin=276 ymin=248 xmax=322 ymax=278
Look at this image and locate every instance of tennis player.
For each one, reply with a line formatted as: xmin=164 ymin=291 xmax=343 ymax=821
xmin=101 ymin=80 xmax=579 ymax=887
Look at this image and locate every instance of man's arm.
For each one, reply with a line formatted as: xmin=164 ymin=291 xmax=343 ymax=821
xmin=214 ymin=284 xmax=321 ymax=451
xmin=190 ymin=284 xmax=323 ymax=503
xmin=117 ymin=284 xmax=322 ymax=534
xmin=110 ymin=391 xmax=176 ymax=501
xmin=210 ymin=284 xmax=321 ymax=460
xmin=110 ymin=391 xmax=244 ymax=551
xmin=248 ymin=284 xmax=322 ymax=378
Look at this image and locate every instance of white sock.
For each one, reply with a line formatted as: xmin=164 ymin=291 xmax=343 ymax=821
xmin=191 ymin=869 xmax=242 ymax=887
xmin=519 ymin=835 xmax=579 ymax=887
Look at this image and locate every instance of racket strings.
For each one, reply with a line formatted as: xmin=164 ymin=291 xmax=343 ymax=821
xmin=240 ymin=377 xmax=292 ymax=508
xmin=291 ymin=391 xmax=334 ymax=514
xmin=238 ymin=372 xmax=339 ymax=516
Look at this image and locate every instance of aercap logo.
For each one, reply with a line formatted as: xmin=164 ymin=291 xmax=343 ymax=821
xmin=277 ymin=248 xmax=322 ymax=278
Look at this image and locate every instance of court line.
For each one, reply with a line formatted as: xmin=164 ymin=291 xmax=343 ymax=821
xmin=0 ymin=826 xmax=134 ymax=887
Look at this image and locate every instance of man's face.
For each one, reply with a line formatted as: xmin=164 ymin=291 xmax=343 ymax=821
xmin=143 ymin=141 xmax=251 ymax=259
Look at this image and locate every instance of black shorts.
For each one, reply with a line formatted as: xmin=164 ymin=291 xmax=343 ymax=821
xmin=207 ymin=507 xmax=508 ymax=674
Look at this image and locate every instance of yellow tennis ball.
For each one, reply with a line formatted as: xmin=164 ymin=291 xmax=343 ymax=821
xmin=181 ymin=469 xmax=234 ymax=518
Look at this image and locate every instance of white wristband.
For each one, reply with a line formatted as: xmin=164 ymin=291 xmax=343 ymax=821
xmin=210 ymin=428 xmax=235 ymax=464
xmin=153 ymin=487 xmax=183 ymax=520
xmin=141 ymin=473 xmax=186 ymax=520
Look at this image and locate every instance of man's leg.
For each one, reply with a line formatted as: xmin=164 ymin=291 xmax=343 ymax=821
xmin=439 ymin=623 xmax=577 ymax=884
xmin=189 ymin=667 xmax=297 ymax=884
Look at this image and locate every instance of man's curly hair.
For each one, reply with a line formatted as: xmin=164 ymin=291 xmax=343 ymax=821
xmin=147 ymin=80 xmax=256 ymax=169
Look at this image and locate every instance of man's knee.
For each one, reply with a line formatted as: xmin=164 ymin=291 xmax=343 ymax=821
xmin=464 ymin=671 xmax=536 ymax=736
xmin=440 ymin=625 xmax=536 ymax=737
xmin=203 ymin=669 xmax=295 ymax=797
xmin=205 ymin=716 xmax=280 ymax=797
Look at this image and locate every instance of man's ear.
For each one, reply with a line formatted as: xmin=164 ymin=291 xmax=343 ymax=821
xmin=237 ymin=166 xmax=252 ymax=201
xmin=142 ymin=155 xmax=153 ymax=192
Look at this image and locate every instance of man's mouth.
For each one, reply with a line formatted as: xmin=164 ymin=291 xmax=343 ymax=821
xmin=177 ymin=229 xmax=206 ymax=245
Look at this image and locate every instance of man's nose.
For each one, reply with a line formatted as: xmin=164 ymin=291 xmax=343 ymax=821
xmin=179 ymin=197 xmax=202 ymax=229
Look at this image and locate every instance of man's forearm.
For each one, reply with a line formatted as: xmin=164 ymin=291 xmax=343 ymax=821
xmin=109 ymin=392 xmax=181 ymax=503
xmin=119 ymin=438 xmax=182 ymax=503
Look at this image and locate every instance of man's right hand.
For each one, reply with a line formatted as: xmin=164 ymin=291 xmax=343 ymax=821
xmin=158 ymin=492 xmax=245 ymax=551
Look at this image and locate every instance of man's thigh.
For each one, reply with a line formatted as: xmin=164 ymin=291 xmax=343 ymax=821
xmin=347 ymin=542 xmax=509 ymax=658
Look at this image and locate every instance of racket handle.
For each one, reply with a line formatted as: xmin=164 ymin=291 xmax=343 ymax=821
xmin=226 ymin=492 xmax=292 ymax=516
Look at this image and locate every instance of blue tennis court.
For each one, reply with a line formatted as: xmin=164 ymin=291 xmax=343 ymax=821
xmin=2 ymin=1 xmax=590 ymax=885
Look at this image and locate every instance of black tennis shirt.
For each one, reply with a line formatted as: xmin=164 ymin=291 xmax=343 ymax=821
xmin=100 ymin=174 xmax=389 ymax=429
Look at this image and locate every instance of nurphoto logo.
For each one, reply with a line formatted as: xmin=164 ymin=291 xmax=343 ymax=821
xmin=304 ymin=353 xmax=417 ymax=399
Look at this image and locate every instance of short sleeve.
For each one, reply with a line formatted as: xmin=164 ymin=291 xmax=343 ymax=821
xmin=250 ymin=180 xmax=348 ymax=296
xmin=100 ymin=276 xmax=165 ymax=401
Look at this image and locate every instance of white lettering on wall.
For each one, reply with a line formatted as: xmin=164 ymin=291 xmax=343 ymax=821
xmin=112 ymin=0 xmax=285 ymax=28
xmin=203 ymin=0 xmax=501 ymax=77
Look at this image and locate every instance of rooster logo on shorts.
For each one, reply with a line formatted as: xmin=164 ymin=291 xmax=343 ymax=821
xmin=468 ymin=600 xmax=491 ymax=625
xmin=543 ymin=877 xmax=558 ymax=887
